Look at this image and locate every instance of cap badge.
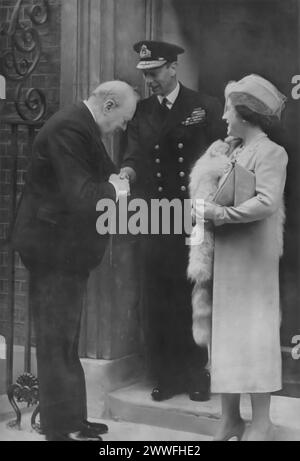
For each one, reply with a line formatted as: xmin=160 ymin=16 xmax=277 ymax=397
xmin=140 ymin=44 xmax=152 ymax=59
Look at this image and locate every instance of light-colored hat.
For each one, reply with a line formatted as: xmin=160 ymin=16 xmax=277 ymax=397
xmin=225 ymin=74 xmax=286 ymax=119
xmin=0 ymin=75 xmax=6 ymax=100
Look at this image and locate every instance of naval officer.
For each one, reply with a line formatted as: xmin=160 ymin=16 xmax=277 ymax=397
xmin=122 ymin=41 xmax=225 ymax=401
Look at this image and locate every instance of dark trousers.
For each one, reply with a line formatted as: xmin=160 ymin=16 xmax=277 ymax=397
xmin=145 ymin=270 xmax=208 ymax=391
xmin=30 ymin=267 xmax=88 ymax=433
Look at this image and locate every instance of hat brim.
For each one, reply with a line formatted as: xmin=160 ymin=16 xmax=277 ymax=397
xmin=137 ymin=60 xmax=167 ymax=70
xmin=225 ymin=81 xmax=240 ymax=99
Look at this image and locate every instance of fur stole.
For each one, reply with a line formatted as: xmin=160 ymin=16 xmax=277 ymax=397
xmin=187 ymin=140 xmax=232 ymax=347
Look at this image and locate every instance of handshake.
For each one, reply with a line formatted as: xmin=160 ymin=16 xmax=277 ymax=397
xmin=109 ymin=167 xmax=136 ymax=199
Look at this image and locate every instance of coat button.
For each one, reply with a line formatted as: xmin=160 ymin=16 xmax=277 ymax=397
xmin=178 ymin=143 xmax=184 ymax=150
xmin=179 ymin=172 xmax=185 ymax=178
xmin=181 ymin=186 xmax=187 ymax=192
xmin=155 ymin=145 xmax=160 ymax=151
xmin=157 ymin=172 xmax=162 ymax=179
xmin=155 ymin=158 xmax=161 ymax=164
xmin=178 ymin=157 xmax=184 ymax=163
xmin=158 ymin=186 xmax=163 ymax=193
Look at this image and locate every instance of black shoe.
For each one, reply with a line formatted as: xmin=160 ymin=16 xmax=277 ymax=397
xmin=151 ymin=385 xmax=183 ymax=402
xmin=189 ymin=370 xmax=211 ymax=402
xmin=189 ymin=389 xmax=210 ymax=402
xmin=81 ymin=420 xmax=108 ymax=435
xmin=46 ymin=430 xmax=103 ymax=442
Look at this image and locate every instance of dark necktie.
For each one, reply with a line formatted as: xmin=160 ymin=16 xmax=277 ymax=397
xmin=160 ymin=97 xmax=170 ymax=118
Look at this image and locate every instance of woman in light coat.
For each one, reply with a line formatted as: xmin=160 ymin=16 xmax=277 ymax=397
xmin=193 ymin=75 xmax=288 ymax=441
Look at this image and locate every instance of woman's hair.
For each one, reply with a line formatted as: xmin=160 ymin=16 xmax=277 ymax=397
xmin=234 ymin=104 xmax=280 ymax=134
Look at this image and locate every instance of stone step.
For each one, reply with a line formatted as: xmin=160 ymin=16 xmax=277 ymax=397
xmin=0 ymin=412 xmax=211 ymax=441
xmin=106 ymin=383 xmax=300 ymax=441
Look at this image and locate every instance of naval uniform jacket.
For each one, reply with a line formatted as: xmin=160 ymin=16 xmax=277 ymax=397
xmin=12 ymin=102 xmax=117 ymax=273
xmin=122 ymin=83 xmax=225 ymax=277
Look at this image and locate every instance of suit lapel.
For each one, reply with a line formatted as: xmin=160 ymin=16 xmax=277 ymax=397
xmin=143 ymin=96 xmax=165 ymax=135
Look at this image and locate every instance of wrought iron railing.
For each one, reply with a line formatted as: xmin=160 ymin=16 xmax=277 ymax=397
xmin=0 ymin=0 xmax=49 ymax=121
xmin=0 ymin=0 xmax=49 ymax=431
xmin=1 ymin=118 xmax=43 ymax=430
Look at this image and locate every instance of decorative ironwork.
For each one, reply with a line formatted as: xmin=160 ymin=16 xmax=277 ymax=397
xmin=7 ymin=373 xmax=40 ymax=431
xmin=0 ymin=0 xmax=49 ymax=121
xmin=4 ymin=120 xmax=44 ymax=435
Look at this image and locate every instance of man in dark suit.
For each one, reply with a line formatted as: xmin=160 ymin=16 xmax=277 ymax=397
xmin=121 ymin=41 xmax=225 ymax=402
xmin=12 ymin=81 xmax=137 ymax=441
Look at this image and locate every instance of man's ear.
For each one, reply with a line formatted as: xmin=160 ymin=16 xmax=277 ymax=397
xmin=169 ymin=61 xmax=178 ymax=76
xmin=103 ymin=99 xmax=116 ymax=114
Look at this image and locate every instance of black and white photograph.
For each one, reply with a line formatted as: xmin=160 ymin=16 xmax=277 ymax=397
xmin=0 ymin=0 xmax=300 ymax=444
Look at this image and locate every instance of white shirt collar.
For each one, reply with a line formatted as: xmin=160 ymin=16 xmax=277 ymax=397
xmin=157 ymin=82 xmax=180 ymax=108
xmin=83 ymin=100 xmax=97 ymax=122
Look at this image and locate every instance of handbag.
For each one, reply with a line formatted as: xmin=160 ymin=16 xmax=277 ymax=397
xmin=214 ymin=161 xmax=256 ymax=207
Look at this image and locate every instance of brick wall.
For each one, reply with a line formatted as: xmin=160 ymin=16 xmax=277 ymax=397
xmin=0 ymin=0 xmax=61 ymax=345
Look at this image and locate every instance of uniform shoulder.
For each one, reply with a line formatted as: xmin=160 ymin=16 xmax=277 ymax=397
xmin=180 ymin=85 xmax=221 ymax=108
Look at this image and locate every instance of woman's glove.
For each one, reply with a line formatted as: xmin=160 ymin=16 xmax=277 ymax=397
xmin=204 ymin=201 xmax=221 ymax=221
xmin=192 ymin=200 xmax=224 ymax=225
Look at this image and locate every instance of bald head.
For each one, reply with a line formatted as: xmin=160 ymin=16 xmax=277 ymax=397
xmin=91 ymin=80 xmax=137 ymax=105
xmin=87 ymin=80 xmax=138 ymax=134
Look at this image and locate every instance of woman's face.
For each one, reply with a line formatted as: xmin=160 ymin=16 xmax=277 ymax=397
xmin=223 ymin=98 xmax=245 ymax=138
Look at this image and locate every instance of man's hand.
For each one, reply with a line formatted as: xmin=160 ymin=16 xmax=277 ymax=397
xmin=119 ymin=167 xmax=137 ymax=183
xmin=109 ymin=174 xmax=130 ymax=198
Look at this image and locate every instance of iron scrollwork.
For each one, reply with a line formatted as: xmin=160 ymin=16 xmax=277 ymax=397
xmin=0 ymin=0 xmax=49 ymax=121
xmin=7 ymin=373 xmax=41 ymax=432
